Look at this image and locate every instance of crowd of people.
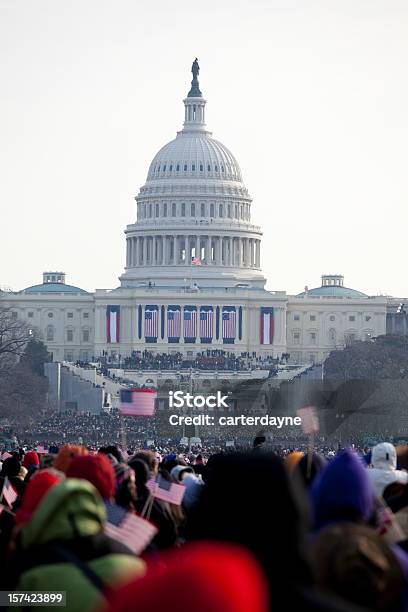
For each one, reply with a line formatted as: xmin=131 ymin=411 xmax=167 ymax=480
xmin=78 ymin=349 xmax=279 ymax=373
xmin=2 ymin=433 xmax=408 ymax=610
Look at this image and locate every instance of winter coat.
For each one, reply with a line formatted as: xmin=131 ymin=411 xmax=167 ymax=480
xmin=368 ymin=443 xmax=408 ymax=498
xmin=4 ymin=479 xmax=144 ymax=612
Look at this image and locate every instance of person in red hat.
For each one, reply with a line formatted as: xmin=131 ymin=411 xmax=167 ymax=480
xmin=15 ymin=468 xmax=64 ymax=527
xmin=102 ymin=542 xmax=269 ymax=612
xmin=66 ymin=454 xmax=116 ymax=501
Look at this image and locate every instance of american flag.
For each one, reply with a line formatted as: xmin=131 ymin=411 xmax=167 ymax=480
xmin=104 ymin=503 xmax=158 ymax=554
xmin=2 ymin=477 xmax=18 ymax=507
xmin=184 ymin=308 xmax=197 ymax=339
xmin=200 ymin=308 xmax=213 ymax=339
xmin=36 ymin=446 xmax=47 ymax=454
xmin=1 ymin=452 xmax=12 ymax=461
xmin=120 ymin=388 xmax=157 ymax=416
xmin=167 ymin=307 xmax=181 ymax=339
xmin=222 ymin=309 xmax=236 ymax=339
xmin=191 ymin=257 xmax=201 ymax=265
xmin=145 ymin=307 xmax=158 ymax=338
xmin=297 ymin=406 xmax=319 ymax=435
xmin=146 ymin=475 xmax=185 ymax=506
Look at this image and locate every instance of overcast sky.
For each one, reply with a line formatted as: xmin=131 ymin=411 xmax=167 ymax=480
xmin=1 ymin=0 xmax=407 ymax=296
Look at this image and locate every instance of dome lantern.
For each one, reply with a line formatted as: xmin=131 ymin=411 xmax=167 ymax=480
xmin=183 ymin=58 xmax=207 ymax=133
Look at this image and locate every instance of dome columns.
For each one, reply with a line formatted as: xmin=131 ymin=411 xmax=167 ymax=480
xmin=126 ymin=234 xmax=261 ymax=270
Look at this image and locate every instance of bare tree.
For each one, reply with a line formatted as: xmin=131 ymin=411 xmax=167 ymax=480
xmin=0 ymin=306 xmax=33 ymax=373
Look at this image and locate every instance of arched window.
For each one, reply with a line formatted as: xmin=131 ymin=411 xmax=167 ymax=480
xmin=219 ymin=204 xmax=224 ymax=218
xmin=46 ymin=325 xmax=54 ymax=341
xmin=184 ymin=164 xmax=188 ymax=171
xmin=207 ymin=164 xmax=211 ymax=171
xmin=163 ymin=165 xmax=166 ymax=172
xmin=181 ymin=203 xmax=186 ymax=216
xmin=169 ymin=164 xmax=173 ymax=171
xmin=210 ymin=203 xmax=215 ymax=217
xmin=149 ymin=204 xmax=152 ymax=218
xmin=191 ymin=203 xmax=196 ymax=216
xmin=228 ymin=204 xmax=231 ymax=218
xmin=192 ymin=164 xmax=195 ymax=171
xmin=201 ymin=203 xmax=205 ymax=217
xmin=200 ymin=164 xmax=203 ymax=172
xmin=176 ymin=164 xmax=180 ymax=171
xmin=163 ymin=202 xmax=167 ymax=217
xmin=155 ymin=203 xmax=159 ymax=217
xmin=172 ymin=203 xmax=176 ymax=217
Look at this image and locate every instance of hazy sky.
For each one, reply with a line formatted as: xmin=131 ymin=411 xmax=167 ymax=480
xmin=1 ymin=0 xmax=407 ymax=296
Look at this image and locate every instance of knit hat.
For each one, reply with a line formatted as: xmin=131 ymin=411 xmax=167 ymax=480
xmin=170 ymin=465 xmax=193 ymax=482
xmin=15 ymin=469 xmax=64 ymax=526
xmin=53 ymin=444 xmax=88 ymax=474
xmin=0 ymin=456 xmax=21 ymax=478
xmin=23 ymin=451 xmax=40 ymax=469
xmin=66 ymin=453 xmax=116 ymax=500
xmin=104 ymin=542 xmax=269 ymax=612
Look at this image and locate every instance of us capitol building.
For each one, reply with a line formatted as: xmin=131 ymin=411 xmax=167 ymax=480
xmin=2 ymin=61 xmax=394 ymax=366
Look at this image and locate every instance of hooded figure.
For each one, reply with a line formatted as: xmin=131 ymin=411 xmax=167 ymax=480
xmin=368 ymin=443 xmax=408 ymax=498
xmin=311 ymin=449 xmax=376 ymax=531
xmin=186 ymin=451 xmax=313 ymax=610
xmin=3 ymin=479 xmax=144 ymax=611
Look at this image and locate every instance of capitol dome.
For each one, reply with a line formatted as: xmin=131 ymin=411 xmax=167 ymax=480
xmin=120 ymin=60 xmax=265 ymax=289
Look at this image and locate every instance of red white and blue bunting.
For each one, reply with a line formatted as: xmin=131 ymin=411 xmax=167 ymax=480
xmin=260 ymin=307 xmax=274 ymax=345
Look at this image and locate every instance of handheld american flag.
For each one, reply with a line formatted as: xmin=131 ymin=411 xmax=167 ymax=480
xmin=191 ymin=257 xmax=201 ymax=265
xmin=1 ymin=477 xmax=18 ymax=507
xmin=120 ymin=388 xmax=157 ymax=416
xmin=297 ymin=406 xmax=319 ymax=435
xmin=147 ymin=475 xmax=185 ymax=506
xmin=104 ymin=503 xmax=157 ymax=554
xmin=1 ymin=452 xmax=12 ymax=461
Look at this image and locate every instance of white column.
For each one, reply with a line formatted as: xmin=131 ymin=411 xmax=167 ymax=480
xmin=135 ymin=237 xmax=140 ymax=266
xmin=229 ymin=237 xmax=233 ymax=266
xmin=206 ymin=236 xmax=211 ymax=264
xmin=152 ymin=235 xmax=157 ymax=265
xmin=255 ymin=240 xmax=260 ymax=268
xmin=184 ymin=235 xmax=189 ymax=265
xmin=216 ymin=237 xmax=222 ymax=265
xmin=237 ymin=238 xmax=242 ymax=267
xmin=195 ymin=235 xmax=200 ymax=259
xmin=143 ymin=237 xmax=147 ymax=265
xmin=244 ymin=238 xmax=249 ymax=266
xmin=126 ymin=239 xmax=130 ymax=267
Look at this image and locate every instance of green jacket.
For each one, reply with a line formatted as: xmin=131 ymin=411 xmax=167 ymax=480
xmin=9 ymin=479 xmax=145 ymax=612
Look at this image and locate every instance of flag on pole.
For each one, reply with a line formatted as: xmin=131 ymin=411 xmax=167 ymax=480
xmin=183 ymin=307 xmax=197 ymax=340
xmin=120 ymin=388 xmax=157 ymax=416
xmin=2 ymin=477 xmax=18 ymax=507
xmin=167 ymin=306 xmax=181 ymax=340
xmin=297 ymin=406 xmax=319 ymax=435
xmin=104 ymin=503 xmax=158 ymax=554
xmin=260 ymin=307 xmax=274 ymax=345
xmin=191 ymin=257 xmax=201 ymax=265
xmin=146 ymin=475 xmax=185 ymax=506
xmin=222 ymin=307 xmax=236 ymax=340
xmin=106 ymin=305 xmax=120 ymax=343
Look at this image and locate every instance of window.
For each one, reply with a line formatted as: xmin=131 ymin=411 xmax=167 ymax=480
xmin=48 ymin=312 xmax=54 ymax=318
xmin=221 ymin=166 xmax=225 ymax=172
xmin=293 ymin=332 xmax=300 ymax=345
xmin=83 ymin=329 xmax=90 ymax=342
xmin=176 ymin=164 xmax=180 ymax=171
xmin=149 ymin=204 xmax=152 ymax=217
xmin=201 ymin=203 xmax=205 ymax=216
xmin=67 ymin=312 xmax=73 ymax=319
xmin=46 ymin=326 xmax=54 ymax=341
xmin=349 ymin=315 xmax=355 ymax=322
xmin=207 ymin=164 xmax=211 ymax=171
xmin=191 ymin=203 xmax=195 ymax=216
xmin=310 ymin=332 xmax=317 ymax=344
xmin=210 ymin=203 xmax=215 ymax=217
xmin=181 ymin=203 xmax=185 ymax=216
xmin=163 ymin=165 xmax=166 ymax=172
xmin=330 ymin=315 xmax=335 ymax=321
xmin=155 ymin=203 xmax=159 ymax=217
xmin=184 ymin=164 xmax=187 ymax=171
xmin=192 ymin=164 xmax=195 ymax=171
xmin=172 ymin=203 xmax=176 ymax=217
xmin=293 ymin=314 xmax=300 ymax=321
xmin=163 ymin=202 xmax=167 ymax=217
xmin=83 ymin=312 xmax=89 ymax=319
xmin=11 ymin=312 xmax=17 ymax=320
xmin=219 ymin=204 xmax=224 ymax=217
xmin=66 ymin=329 xmax=73 ymax=342
xmin=28 ymin=312 xmax=34 ymax=318
xmin=228 ymin=204 xmax=231 ymax=218
xmin=169 ymin=164 xmax=173 ymax=171
xmin=200 ymin=164 xmax=203 ymax=171
xmin=310 ymin=315 xmax=316 ymax=321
